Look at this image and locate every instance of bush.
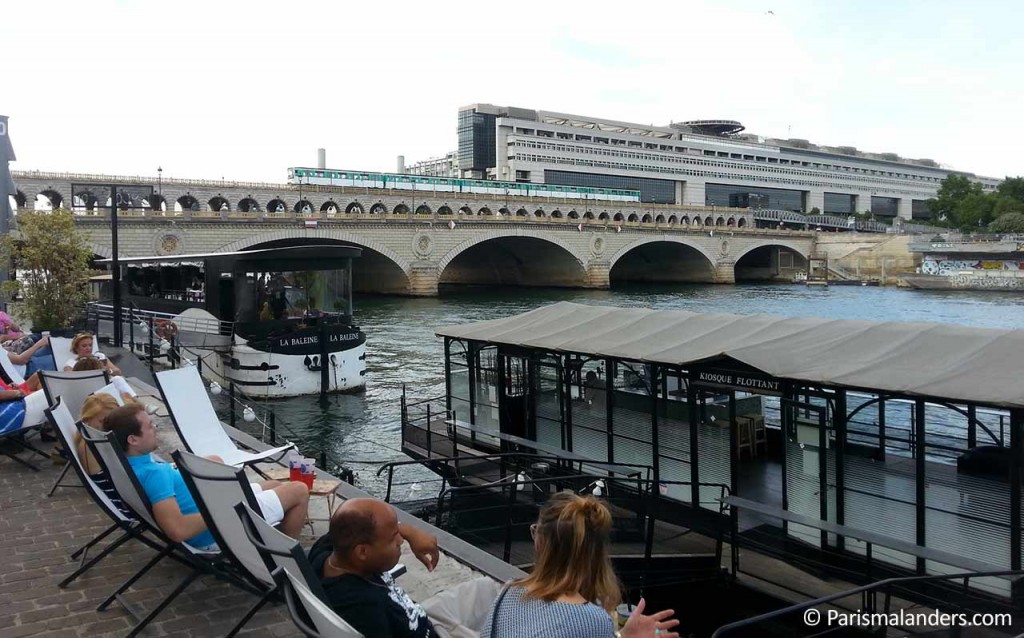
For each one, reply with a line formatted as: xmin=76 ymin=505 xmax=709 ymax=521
xmin=988 ymin=212 xmax=1024 ymax=234
xmin=1 ymin=208 xmax=92 ymax=331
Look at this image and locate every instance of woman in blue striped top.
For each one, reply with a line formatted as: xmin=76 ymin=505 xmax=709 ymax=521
xmin=481 ymin=492 xmax=680 ymax=638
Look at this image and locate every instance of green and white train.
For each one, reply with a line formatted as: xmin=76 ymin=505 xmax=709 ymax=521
xmin=287 ymin=168 xmax=640 ymax=203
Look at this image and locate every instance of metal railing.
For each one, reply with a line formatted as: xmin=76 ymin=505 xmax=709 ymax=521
xmin=710 ymin=568 xmax=1023 ymax=637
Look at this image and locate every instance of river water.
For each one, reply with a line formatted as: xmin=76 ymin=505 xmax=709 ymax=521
xmin=214 ymin=284 xmax=1024 ymax=496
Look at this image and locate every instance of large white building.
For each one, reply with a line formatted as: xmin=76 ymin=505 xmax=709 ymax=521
xmin=413 ymin=104 xmax=1000 ymax=220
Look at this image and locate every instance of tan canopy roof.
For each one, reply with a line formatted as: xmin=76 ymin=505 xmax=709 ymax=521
xmin=436 ymin=302 xmax=1024 ymax=409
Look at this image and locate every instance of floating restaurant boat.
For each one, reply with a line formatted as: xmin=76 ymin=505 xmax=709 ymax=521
xmin=398 ymin=302 xmax=1024 ymax=625
xmin=92 ymin=245 xmax=366 ymax=397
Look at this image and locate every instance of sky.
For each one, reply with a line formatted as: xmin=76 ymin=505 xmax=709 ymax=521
xmin=2 ymin=0 xmax=1021 ymax=184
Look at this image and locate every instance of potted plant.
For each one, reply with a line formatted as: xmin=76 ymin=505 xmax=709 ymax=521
xmin=1 ymin=208 xmax=93 ymax=334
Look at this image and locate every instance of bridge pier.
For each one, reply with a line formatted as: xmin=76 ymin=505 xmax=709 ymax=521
xmin=407 ymin=263 xmax=440 ymax=296
xmin=584 ymin=261 xmax=610 ymax=289
xmin=713 ymin=261 xmax=736 ymax=284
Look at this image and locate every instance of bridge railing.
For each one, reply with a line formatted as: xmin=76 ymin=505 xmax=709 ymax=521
xmin=45 ymin=208 xmax=819 ymax=235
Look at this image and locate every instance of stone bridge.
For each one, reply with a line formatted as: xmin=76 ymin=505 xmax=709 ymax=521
xmin=12 ymin=170 xmax=816 ymax=296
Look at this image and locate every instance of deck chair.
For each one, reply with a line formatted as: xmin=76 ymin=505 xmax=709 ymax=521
xmin=39 ymin=369 xmax=111 ymax=420
xmin=235 ymin=502 xmax=406 ymax=603
xmin=0 ymin=353 xmax=51 ymax=470
xmin=0 ymin=346 xmax=28 ymax=385
xmin=278 ymin=568 xmax=364 ymax=638
xmin=79 ymin=424 xmax=257 ymax=638
xmin=155 ymin=366 xmax=294 ymax=467
xmin=50 ymin=335 xmax=100 ymax=370
xmin=174 ymin=450 xmax=281 ymax=638
xmin=0 ymin=347 xmax=48 ymax=427
xmin=44 ymin=399 xmax=167 ymax=588
xmin=235 ymin=501 xmax=329 ymax=601
xmin=39 ymin=369 xmax=111 ymax=494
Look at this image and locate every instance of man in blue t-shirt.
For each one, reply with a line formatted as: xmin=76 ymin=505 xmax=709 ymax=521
xmin=105 ymin=404 xmax=310 ymax=549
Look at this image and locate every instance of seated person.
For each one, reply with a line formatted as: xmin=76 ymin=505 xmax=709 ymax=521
xmin=308 ymin=498 xmax=441 ymax=638
xmin=104 ymin=404 xmax=310 ymax=549
xmin=64 ymin=333 xmax=122 ymax=376
xmin=0 ymin=337 xmax=49 ymax=393
xmin=75 ymin=390 xmax=136 ymax=514
xmin=0 ymin=310 xmax=25 ymax=342
xmin=0 ymin=379 xmax=49 ymax=436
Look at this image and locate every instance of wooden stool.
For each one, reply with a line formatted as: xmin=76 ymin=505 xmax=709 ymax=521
xmin=736 ymin=418 xmax=755 ymax=458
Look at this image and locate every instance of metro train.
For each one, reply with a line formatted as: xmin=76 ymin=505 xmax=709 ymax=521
xmin=287 ymin=168 xmax=641 ymax=203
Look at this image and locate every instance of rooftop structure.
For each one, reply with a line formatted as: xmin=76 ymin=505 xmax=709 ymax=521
xmin=424 ymin=104 xmax=1003 ymax=221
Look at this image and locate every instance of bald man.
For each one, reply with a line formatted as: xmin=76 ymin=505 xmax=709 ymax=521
xmin=308 ymin=498 xmax=440 ymax=638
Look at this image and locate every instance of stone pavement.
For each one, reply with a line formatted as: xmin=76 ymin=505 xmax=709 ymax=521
xmin=0 ymin=392 xmax=500 ymax=638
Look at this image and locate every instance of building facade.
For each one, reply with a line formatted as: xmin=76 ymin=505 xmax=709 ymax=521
xmin=431 ymin=104 xmax=1000 ymax=220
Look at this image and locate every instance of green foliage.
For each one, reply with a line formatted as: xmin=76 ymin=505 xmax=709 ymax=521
xmin=989 ymin=212 xmax=1024 ymax=234
xmin=809 ymin=207 xmax=821 ymax=215
xmin=0 ymin=208 xmax=92 ymax=330
xmin=996 ymin=177 xmax=1024 ymax=202
xmin=927 ymin=174 xmax=1024 ymax=231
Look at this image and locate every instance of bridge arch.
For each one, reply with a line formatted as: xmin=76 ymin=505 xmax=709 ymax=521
xmin=393 ymin=204 xmax=410 ymax=215
xmin=438 ymin=205 xmax=453 ymax=216
xmin=534 ymin=209 xmax=545 ymax=218
xmin=11 ymin=190 xmax=27 ymax=210
xmin=608 ymin=237 xmax=718 ymax=285
xmin=369 ymin=202 xmax=387 ymax=214
xmin=294 ymin=199 xmax=314 ymax=215
xmin=218 ymin=231 xmax=413 ymax=295
xmin=237 ymin=197 xmax=259 ymax=213
xmin=177 ymin=195 xmax=200 ymax=212
xmin=266 ymin=198 xmax=287 ymax=213
xmin=416 ymin=204 xmax=432 ymax=215
xmin=479 ymin=206 xmax=492 ymax=216
xmin=459 ymin=206 xmax=473 ymax=216
xmin=437 ymin=230 xmax=589 ymax=289
xmin=209 ymin=196 xmax=230 ymax=212
xmin=733 ymin=240 xmax=811 ymax=282
xmin=36 ymin=189 xmax=63 ymax=210
xmin=516 ymin=208 xmax=528 ymax=217
xmin=598 ymin=212 xmax=610 ymax=222
xmin=143 ymin=194 xmax=167 ymax=212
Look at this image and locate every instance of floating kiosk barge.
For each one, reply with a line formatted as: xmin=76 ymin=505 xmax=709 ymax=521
xmin=903 ymin=236 xmax=1024 ymax=291
xmin=399 ymin=302 xmax=1024 ymax=631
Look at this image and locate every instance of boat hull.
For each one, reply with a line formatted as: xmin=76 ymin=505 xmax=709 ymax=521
xmin=169 ymin=309 xmax=368 ymax=397
xmin=901 ymin=272 xmax=1024 ymax=291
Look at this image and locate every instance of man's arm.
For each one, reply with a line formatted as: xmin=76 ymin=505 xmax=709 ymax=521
xmin=152 ymin=497 xmax=209 ymax=543
xmin=399 ymin=522 xmax=439 ymax=572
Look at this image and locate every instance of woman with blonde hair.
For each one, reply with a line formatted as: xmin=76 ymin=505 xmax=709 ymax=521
xmin=64 ymin=332 xmax=121 ymax=376
xmin=74 ymin=392 xmax=136 ymax=514
xmin=481 ymin=492 xmax=680 ymax=638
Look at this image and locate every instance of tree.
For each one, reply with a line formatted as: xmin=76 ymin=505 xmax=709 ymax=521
xmin=809 ymin=207 xmax=821 ymax=215
xmin=928 ymin=174 xmax=984 ymax=229
xmin=0 ymin=208 xmax=92 ymax=330
xmin=989 ymin=212 xmax=1024 ymax=234
xmin=996 ymin=177 xmax=1024 ymax=204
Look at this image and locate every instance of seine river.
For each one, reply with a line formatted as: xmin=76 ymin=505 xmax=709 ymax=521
xmin=215 ymin=284 xmax=1024 ymax=497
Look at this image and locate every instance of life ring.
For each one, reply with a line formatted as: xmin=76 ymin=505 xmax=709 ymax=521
xmin=154 ymin=319 xmax=179 ymax=341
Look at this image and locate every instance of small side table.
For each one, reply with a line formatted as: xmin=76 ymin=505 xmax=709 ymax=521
xmin=260 ymin=467 xmax=343 ymax=528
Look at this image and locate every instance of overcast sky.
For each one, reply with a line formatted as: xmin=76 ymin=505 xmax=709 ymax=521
xmin=2 ymin=0 xmax=1021 ymax=184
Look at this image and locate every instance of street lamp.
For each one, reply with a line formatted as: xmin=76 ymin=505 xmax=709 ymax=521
xmin=157 ymin=166 xmax=163 ymax=211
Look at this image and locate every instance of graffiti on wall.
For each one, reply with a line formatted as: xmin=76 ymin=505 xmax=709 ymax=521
xmin=921 ymin=258 xmax=1024 ymax=275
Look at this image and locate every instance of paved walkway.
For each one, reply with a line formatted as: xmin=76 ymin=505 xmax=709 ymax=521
xmin=0 ymin=390 xmax=498 ymax=637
